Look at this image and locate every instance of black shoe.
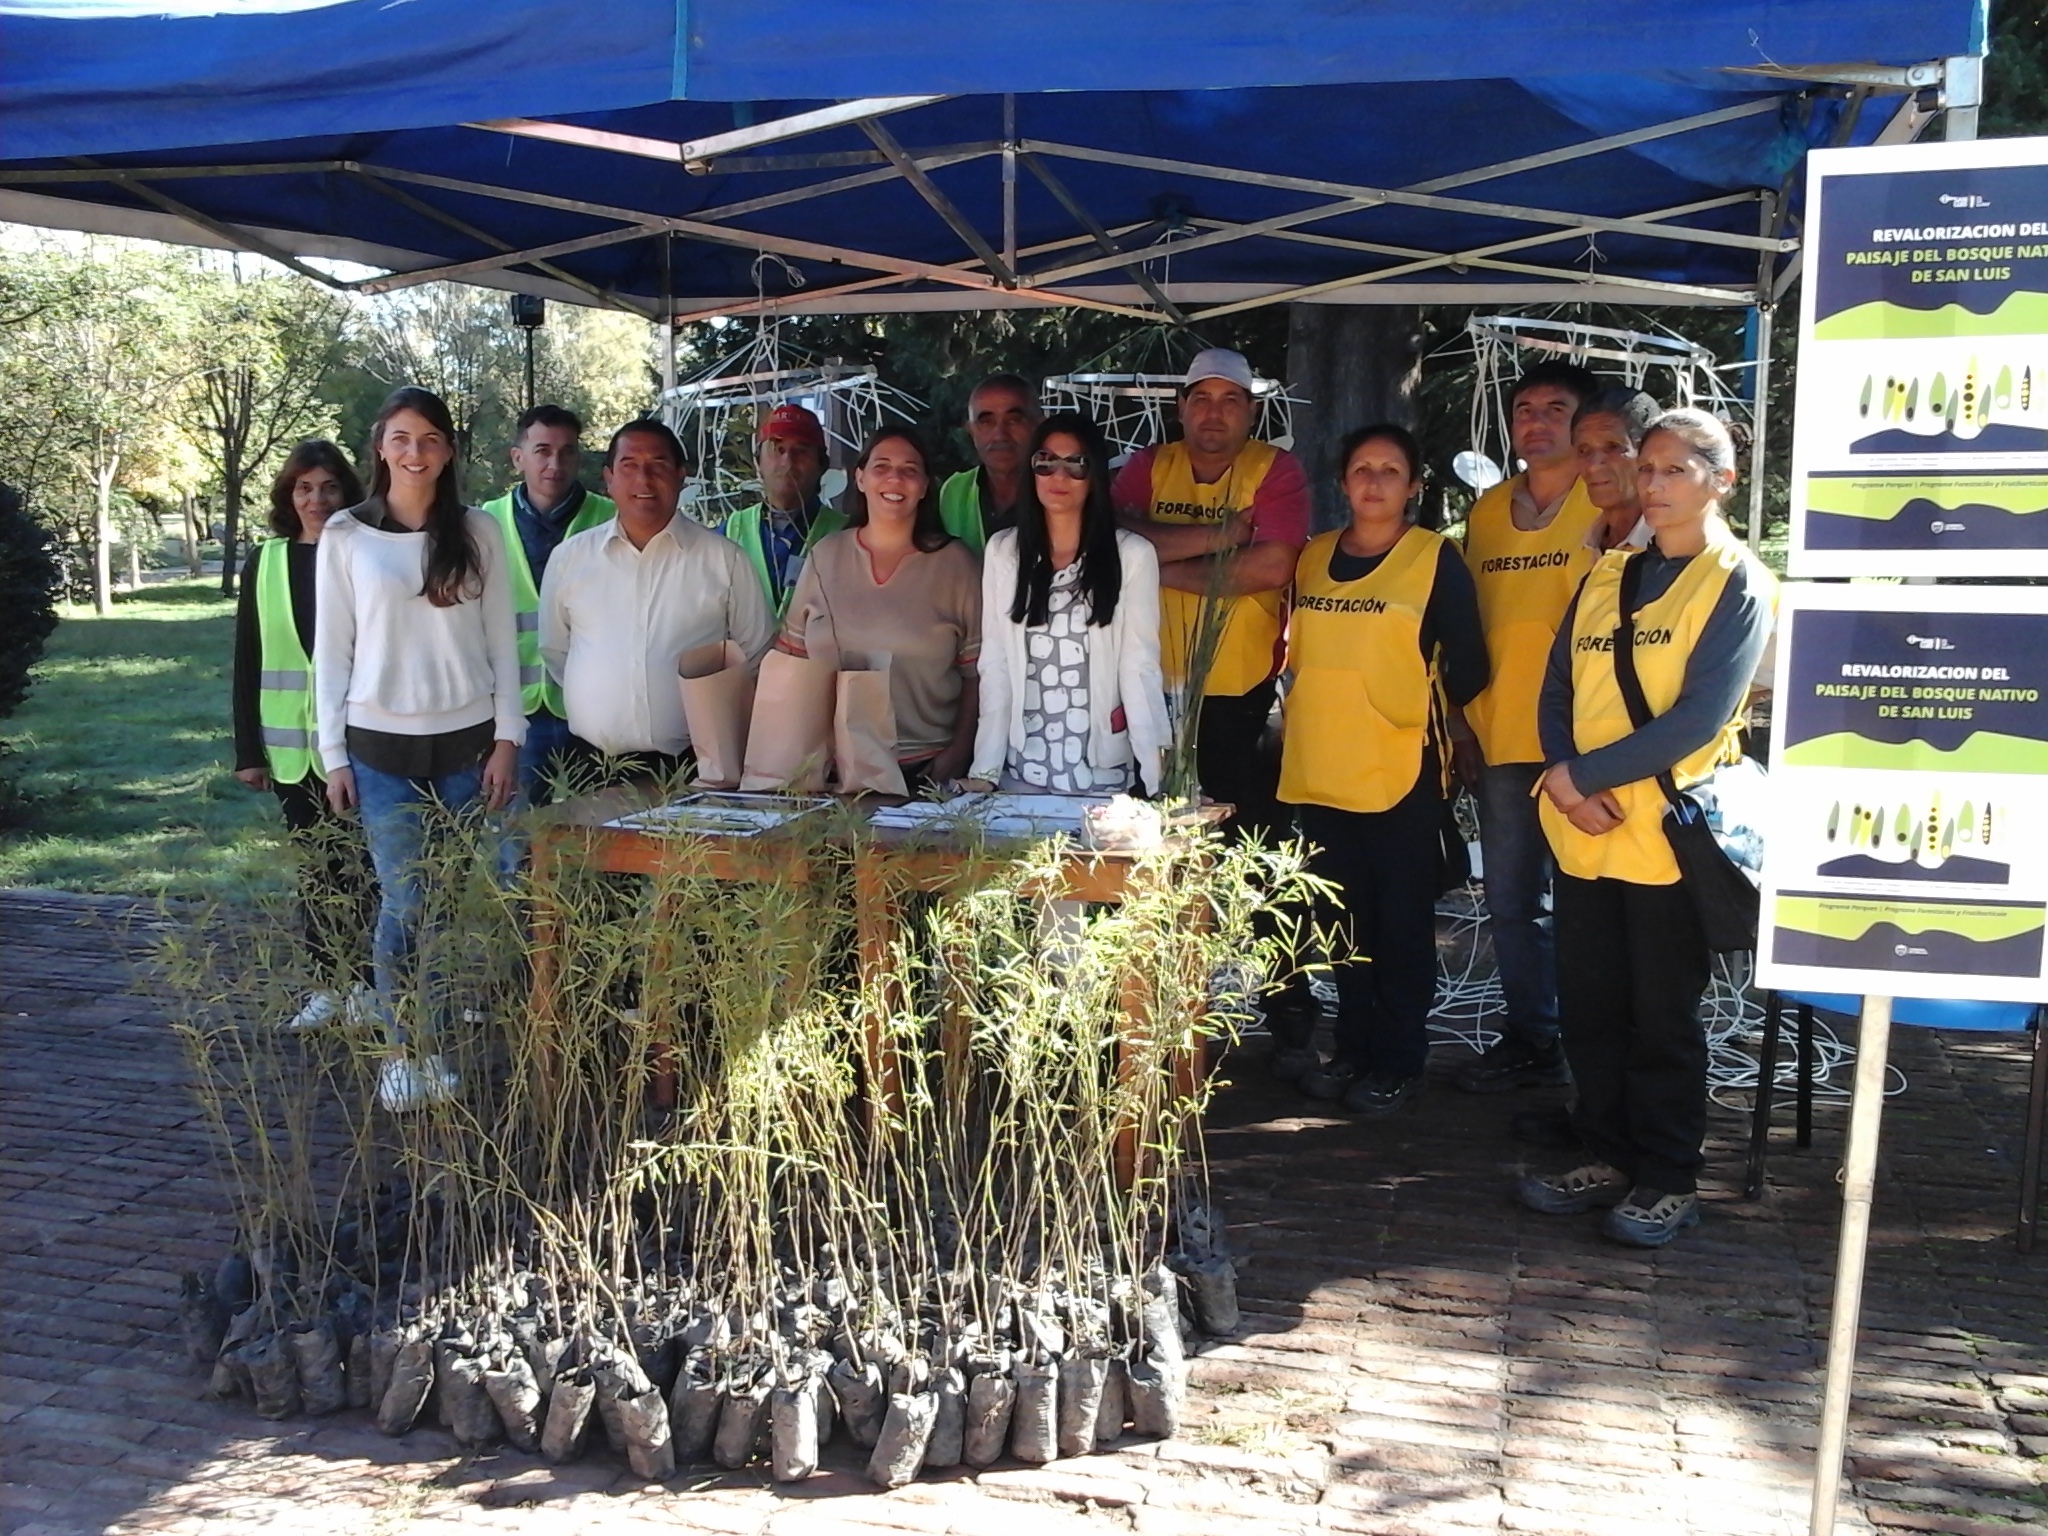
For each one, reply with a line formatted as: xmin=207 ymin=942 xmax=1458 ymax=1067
xmin=1342 ymin=1072 xmax=1422 ymax=1117
xmin=1603 ymin=1187 xmax=1701 ymax=1248
xmin=1454 ymin=1036 xmax=1571 ymax=1094
xmin=1269 ymin=1042 xmax=1320 ymax=1083
xmin=1298 ymin=1058 xmax=1361 ymax=1102
xmin=1263 ymin=999 xmax=1321 ymax=1083
xmin=1510 ymin=1104 xmax=1584 ymax=1151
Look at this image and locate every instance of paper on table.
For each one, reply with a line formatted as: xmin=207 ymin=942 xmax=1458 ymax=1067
xmin=604 ymin=792 xmax=832 ymax=838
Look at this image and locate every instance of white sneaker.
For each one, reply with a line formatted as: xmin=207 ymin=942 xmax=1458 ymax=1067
xmin=377 ymin=1054 xmax=458 ymax=1113
xmin=281 ymin=991 xmax=342 ymax=1033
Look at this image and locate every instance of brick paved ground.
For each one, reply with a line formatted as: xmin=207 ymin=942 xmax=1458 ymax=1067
xmin=2 ymin=888 xmax=2042 ymax=1536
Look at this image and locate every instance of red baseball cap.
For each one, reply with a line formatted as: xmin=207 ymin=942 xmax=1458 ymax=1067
xmin=759 ymin=404 xmax=826 ymax=448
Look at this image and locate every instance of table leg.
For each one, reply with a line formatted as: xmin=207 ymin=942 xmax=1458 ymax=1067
xmin=854 ymin=846 xmax=904 ymax=1133
xmin=647 ymin=887 xmax=678 ymax=1113
xmin=526 ymin=830 xmax=568 ymax=1107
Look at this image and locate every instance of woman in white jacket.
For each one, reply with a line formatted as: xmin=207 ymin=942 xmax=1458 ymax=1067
xmin=316 ymin=386 xmax=525 ymax=1112
xmin=970 ymin=412 xmax=1171 ymax=795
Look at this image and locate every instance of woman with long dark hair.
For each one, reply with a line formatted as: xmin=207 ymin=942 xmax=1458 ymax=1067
xmin=969 ymin=412 xmax=1169 ymax=794
xmin=775 ymin=427 xmax=982 ymax=787
xmin=231 ymin=439 xmax=374 ymax=1031
xmin=314 ymin=386 xmax=525 ymax=1111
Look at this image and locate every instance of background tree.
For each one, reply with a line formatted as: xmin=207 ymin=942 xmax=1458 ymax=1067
xmin=181 ymin=264 xmax=346 ymax=594
xmin=42 ymin=246 xmax=182 ymax=613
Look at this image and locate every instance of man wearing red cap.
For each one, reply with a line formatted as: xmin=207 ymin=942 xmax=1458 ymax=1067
xmin=721 ymin=404 xmax=845 ymax=617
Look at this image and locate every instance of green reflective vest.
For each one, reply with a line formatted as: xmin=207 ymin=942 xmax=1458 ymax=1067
xmin=724 ymin=500 xmax=847 ymax=618
xmin=938 ymin=469 xmax=989 ymax=553
xmin=253 ymin=537 xmax=320 ymax=784
xmin=479 ymin=490 xmax=615 ymax=717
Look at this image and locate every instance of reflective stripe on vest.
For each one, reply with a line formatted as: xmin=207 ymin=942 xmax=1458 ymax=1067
xmin=1538 ymin=526 xmax=1772 ymax=885
xmin=479 ymin=491 xmax=615 ymax=716
xmin=1147 ymin=439 xmax=1282 ymax=698
xmin=724 ymin=500 xmax=848 ymax=619
xmin=1461 ymin=475 xmax=1602 ymax=766
xmin=253 ymin=538 xmax=321 ymax=784
xmin=1278 ymin=526 xmax=1446 ymax=814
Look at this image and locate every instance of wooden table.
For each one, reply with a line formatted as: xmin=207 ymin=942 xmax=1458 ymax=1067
xmin=528 ymin=787 xmax=1226 ymax=1183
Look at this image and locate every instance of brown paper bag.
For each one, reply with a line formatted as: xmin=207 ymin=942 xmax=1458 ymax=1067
xmin=833 ymin=655 xmax=907 ymax=797
xmin=678 ymin=640 xmax=755 ymax=790
xmin=739 ymin=649 xmax=836 ymax=792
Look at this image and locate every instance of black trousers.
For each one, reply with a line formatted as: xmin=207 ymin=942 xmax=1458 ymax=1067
xmin=272 ymin=775 xmax=375 ymax=988
xmin=1298 ymin=781 xmax=1443 ymax=1080
xmin=1554 ymin=872 xmax=1713 ymax=1194
xmin=1195 ymin=680 xmax=1282 ymax=843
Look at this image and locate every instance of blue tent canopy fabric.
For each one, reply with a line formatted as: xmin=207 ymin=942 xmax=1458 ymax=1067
xmin=0 ymin=0 xmax=1988 ymax=316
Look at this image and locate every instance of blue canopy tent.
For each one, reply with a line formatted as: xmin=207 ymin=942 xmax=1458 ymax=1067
xmin=0 ymin=1 xmax=1987 ymax=326
xmin=0 ymin=9 xmax=2007 ymax=1536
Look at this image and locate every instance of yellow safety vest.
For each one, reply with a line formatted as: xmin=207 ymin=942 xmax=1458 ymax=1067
xmin=479 ymin=491 xmax=616 ymax=717
xmin=1461 ymin=476 xmax=1602 ymax=765
xmin=253 ymin=538 xmax=320 ymax=785
xmin=1279 ymin=525 xmax=1448 ymax=814
xmin=1148 ymin=439 xmax=1285 ymax=698
xmin=1539 ymin=526 xmax=1772 ymax=885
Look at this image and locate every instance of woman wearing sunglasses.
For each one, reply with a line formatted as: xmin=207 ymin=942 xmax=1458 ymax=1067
xmin=968 ymin=412 xmax=1171 ymax=794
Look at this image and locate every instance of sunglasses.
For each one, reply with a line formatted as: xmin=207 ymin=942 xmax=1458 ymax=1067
xmin=1031 ymin=451 xmax=1090 ymax=479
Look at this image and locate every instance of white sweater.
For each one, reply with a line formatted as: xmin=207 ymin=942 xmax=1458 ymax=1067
xmin=972 ymin=527 xmax=1173 ymax=794
xmin=314 ymin=506 xmax=526 ymax=771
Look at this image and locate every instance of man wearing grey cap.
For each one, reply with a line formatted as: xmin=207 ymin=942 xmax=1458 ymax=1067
xmin=1111 ymin=346 xmax=1314 ymax=1025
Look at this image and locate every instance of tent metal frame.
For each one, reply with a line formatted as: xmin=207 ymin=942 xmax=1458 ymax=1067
xmin=0 ymin=61 xmax=1961 ymax=325
xmin=0 ymin=55 xmax=1968 ymax=567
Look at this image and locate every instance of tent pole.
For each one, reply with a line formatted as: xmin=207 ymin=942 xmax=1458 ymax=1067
xmin=659 ymin=234 xmax=676 ymax=400
xmin=1747 ymin=302 xmax=1772 ymax=552
xmin=1808 ymin=994 xmax=1894 ymax=1536
xmin=1942 ymin=55 xmax=1981 ymax=142
xmin=1003 ymin=94 xmax=1017 ymax=276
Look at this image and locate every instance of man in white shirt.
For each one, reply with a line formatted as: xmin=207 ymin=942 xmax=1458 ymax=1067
xmin=539 ymin=419 xmax=774 ymax=780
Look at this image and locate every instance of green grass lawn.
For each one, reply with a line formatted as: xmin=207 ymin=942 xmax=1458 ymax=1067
xmin=0 ymin=579 xmax=288 ymax=898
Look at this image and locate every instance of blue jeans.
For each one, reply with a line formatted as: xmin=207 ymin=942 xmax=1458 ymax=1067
xmin=499 ymin=710 xmax=573 ymax=880
xmin=1476 ymin=761 xmax=1559 ymax=1050
xmin=517 ymin=710 xmax=574 ymax=804
xmin=354 ymin=758 xmax=486 ymax=1047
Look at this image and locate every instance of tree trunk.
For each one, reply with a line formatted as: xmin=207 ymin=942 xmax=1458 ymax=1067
xmin=182 ymin=490 xmax=202 ymax=577
xmin=93 ymin=460 xmax=116 ymax=617
xmin=126 ymin=534 xmax=141 ymax=592
xmin=219 ymin=471 xmax=244 ymax=597
xmin=1284 ymin=305 xmax=1425 ymax=533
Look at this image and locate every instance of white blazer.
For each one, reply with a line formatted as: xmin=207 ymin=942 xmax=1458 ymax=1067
xmin=971 ymin=527 xmax=1172 ymax=794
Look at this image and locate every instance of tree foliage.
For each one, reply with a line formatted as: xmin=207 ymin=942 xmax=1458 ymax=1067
xmin=181 ymin=267 xmax=348 ymax=593
xmin=0 ymin=482 xmax=59 ymax=719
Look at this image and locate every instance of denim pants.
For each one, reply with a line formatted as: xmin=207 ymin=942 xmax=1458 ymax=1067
xmin=353 ymin=757 xmax=486 ymax=1046
xmin=516 ymin=710 xmax=574 ymax=805
xmin=1476 ymin=761 xmax=1559 ymax=1050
